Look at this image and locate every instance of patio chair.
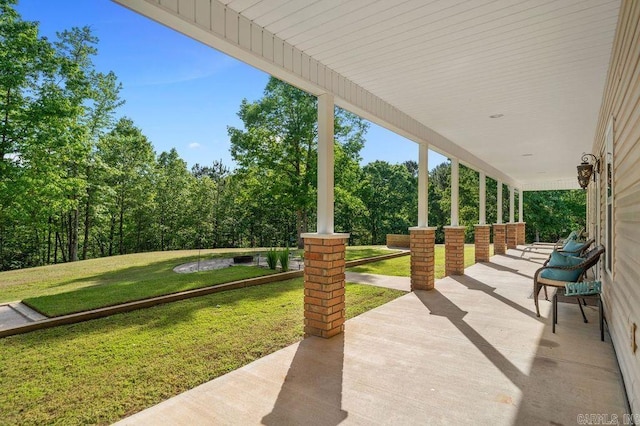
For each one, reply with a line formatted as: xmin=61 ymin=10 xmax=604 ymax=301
xmin=535 ymin=229 xmax=582 ymax=246
xmin=528 ymin=237 xmax=593 ymax=261
xmin=533 ymin=245 xmax=605 ymax=318
xmin=556 ymin=238 xmax=594 ymax=257
xmin=520 ymin=229 xmax=583 ymax=257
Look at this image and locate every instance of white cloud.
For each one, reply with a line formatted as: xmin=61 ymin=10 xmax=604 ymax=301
xmin=188 ymin=142 xmax=201 ymax=149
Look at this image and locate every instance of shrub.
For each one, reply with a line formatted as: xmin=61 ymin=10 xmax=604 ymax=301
xmin=266 ymin=248 xmax=278 ymax=270
xmin=279 ymin=247 xmax=290 ymax=272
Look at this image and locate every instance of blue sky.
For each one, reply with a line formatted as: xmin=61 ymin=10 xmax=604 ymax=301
xmin=16 ymin=0 xmax=447 ymax=170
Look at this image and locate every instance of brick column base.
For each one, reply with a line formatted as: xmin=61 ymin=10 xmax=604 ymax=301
xmin=409 ymin=227 xmax=436 ymax=291
xmin=302 ymin=233 xmax=349 ymax=339
xmin=474 ymin=225 xmax=491 ymax=263
xmin=444 ymin=226 xmax=466 ymax=276
xmin=493 ymin=224 xmax=506 ymax=255
xmin=506 ymin=223 xmax=518 ymax=249
xmin=517 ymin=222 xmax=526 ymax=245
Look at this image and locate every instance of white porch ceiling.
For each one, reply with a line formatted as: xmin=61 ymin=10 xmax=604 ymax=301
xmin=116 ymin=0 xmax=621 ymax=190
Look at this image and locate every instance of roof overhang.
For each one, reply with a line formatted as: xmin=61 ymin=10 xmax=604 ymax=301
xmin=114 ymin=0 xmax=621 ymax=191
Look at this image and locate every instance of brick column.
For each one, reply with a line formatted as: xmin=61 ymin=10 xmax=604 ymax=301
xmin=506 ymin=223 xmax=518 ymax=249
xmin=409 ymin=227 xmax=436 ymax=291
xmin=474 ymin=225 xmax=491 ymax=263
xmin=517 ymin=222 xmax=526 ymax=245
xmin=493 ymin=224 xmax=506 ymax=255
xmin=303 ymin=234 xmax=349 ymax=339
xmin=444 ymin=226 xmax=466 ymax=276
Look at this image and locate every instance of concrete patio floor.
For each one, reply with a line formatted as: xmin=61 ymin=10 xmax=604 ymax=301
xmin=117 ymin=248 xmax=629 ymax=425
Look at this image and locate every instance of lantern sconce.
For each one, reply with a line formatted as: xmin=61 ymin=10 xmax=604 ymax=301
xmin=577 ymin=153 xmax=600 ymax=190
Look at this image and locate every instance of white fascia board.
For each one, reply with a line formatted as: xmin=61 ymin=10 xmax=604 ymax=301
xmin=522 ymin=178 xmax=582 ymax=191
xmin=114 ymin=0 xmax=519 ymax=187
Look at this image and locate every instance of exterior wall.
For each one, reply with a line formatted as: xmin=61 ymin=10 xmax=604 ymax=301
xmin=386 ymin=234 xmax=410 ymax=248
xmin=590 ymin=0 xmax=640 ymax=413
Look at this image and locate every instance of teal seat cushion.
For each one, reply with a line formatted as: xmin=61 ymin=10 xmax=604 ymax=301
xmin=540 ymin=251 xmax=584 ymax=281
xmin=562 ymin=239 xmax=586 ymax=254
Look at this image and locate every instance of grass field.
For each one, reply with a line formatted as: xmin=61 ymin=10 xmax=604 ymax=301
xmin=0 ymin=243 xmax=496 ymax=423
xmin=0 ymin=278 xmax=404 ymax=425
xmin=344 ymin=246 xmax=398 ymax=261
xmin=24 ymin=265 xmax=275 ymax=317
xmin=347 ymin=244 xmax=493 ymax=278
xmin=2 ymin=247 xmax=397 ymax=317
xmin=0 ymin=249 xmax=263 ymax=303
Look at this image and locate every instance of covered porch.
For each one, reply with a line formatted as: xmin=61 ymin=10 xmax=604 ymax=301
xmin=117 ymin=248 xmax=628 ymax=424
xmin=113 ymin=0 xmax=638 ymax=417
xmin=112 ymin=0 xmax=620 ymax=340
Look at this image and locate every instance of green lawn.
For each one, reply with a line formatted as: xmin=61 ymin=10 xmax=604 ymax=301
xmin=348 ymin=244 xmax=493 ymax=278
xmin=0 ymin=249 xmax=265 ymax=303
xmin=24 ymin=265 xmax=275 ymax=317
xmin=1 ymin=247 xmax=399 ymax=317
xmin=345 ymin=246 xmax=399 ymax=261
xmin=0 ymin=278 xmax=404 ymax=425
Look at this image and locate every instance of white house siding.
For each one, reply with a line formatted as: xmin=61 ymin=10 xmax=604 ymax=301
xmin=590 ymin=0 xmax=640 ymax=413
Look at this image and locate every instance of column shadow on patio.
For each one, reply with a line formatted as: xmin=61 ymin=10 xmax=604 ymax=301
xmin=502 ymin=251 xmax=547 ymax=265
xmin=449 ymin=275 xmax=541 ymax=321
xmin=414 ymin=289 xmax=528 ymax=390
xmin=262 ymin=334 xmax=348 ymax=426
xmin=481 ymin=260 xmax=535 ymax=280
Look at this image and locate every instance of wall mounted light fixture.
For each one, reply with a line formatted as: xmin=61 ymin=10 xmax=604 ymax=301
xmin=577 ymin=153 xmax=600 ymax=189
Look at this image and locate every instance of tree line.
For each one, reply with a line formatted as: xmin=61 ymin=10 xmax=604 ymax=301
xmin=0 ymin=2 xmax=585 ymax=270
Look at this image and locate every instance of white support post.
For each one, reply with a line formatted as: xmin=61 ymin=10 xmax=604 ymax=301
xmin=317 ymin=93 xmax=334 ymax=234
xmin=451 ymin=158 xmax=459 ymax=226
xmin=509 ymin=185 xmax=515 ymax=223
xmin=418 ymin=144 xmax=429 ymax=227
xmin=479 ymin=171 xmax=486 ymax=225
xmin=519 ymin=189 xmax=524 ymax=222
xmin=497 ymin=180 xmax=503 ymax=224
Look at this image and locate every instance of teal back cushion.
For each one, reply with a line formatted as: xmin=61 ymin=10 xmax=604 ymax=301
xmin=562 ymin=239 xmax=586 ymax=254
xmin=540 ymin=251 xmax=584 ymax=282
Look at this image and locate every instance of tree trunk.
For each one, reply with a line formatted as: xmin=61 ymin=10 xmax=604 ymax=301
xmin=56 ymin=231 xmax=67 ymax=263
xmin=160 ymin=214 xmax=165 ymax=251
xmin=97 ymin=234 xmax=105 ymax=257
xmin=46 ymin=216 xmax=52 ymax=264
xmin=54 ymin=231 xmax=59 ymax=264
xmin=67 ymin=209 xmax=79 ymax=262
xmin=370 ymin=217 xmax=377 ymax=246
xmin=119 ymin=204 xmax=124 ymax=255
xmin=0 ymin=223 xmax=4 ymax=270
xmin=33 ymin=227 xmax=40 ymax=266
xmin=108 ymin=215 xmax=115 ymax=256
xmin=296 ymin=209 xmax=305 ymax=249
xmin=59 ymin=215 xmax=68 ymax=263
xmin=136 ymin=215 xmax=142 ymax=252
xmin=82 ymin=191 xmax=91 ymax=260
